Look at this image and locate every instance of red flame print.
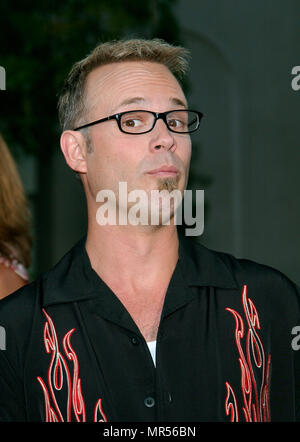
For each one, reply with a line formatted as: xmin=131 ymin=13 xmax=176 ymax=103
xmin=37 ymin=309 xmax=107 ymax=422
xmin=225 ymin=285 xmax=271 ymax=422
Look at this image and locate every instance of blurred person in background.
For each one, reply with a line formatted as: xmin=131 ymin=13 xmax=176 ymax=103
xmin=0 ymin=134 xmax=31 ymax=299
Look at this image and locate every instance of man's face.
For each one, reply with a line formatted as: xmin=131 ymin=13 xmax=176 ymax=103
xmin=81 ymin=61 xmax=192 ymax=221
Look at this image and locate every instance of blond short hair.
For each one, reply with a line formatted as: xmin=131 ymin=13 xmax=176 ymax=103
xmin=57 ymin=38 xmax=190 ymax=132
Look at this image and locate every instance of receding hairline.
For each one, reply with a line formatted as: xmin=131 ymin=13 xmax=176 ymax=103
xmin=58 ymin=38 xmax=191 ymax=131
xmin=83 ymin=59 xmax=187 ymax=115
xmin=78 ymin=38 xmax=190 ymax=78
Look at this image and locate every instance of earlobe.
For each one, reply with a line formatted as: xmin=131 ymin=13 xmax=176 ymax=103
xmin=60 ymin=130 xmax=88 ymax=173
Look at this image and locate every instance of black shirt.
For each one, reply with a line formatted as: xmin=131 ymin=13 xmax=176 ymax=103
xmin=0 ymin=232 xmax=299 ymax=422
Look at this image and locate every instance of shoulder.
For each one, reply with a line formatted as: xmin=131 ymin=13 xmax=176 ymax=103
xmin=0 ymin=263 xmax=27 ymax=300
xmin=0 ymin=278 xmax=41 ymax=376
xmin=219 ymin=246 xmax=299 ymax=295
xmin=183 ymin=235 xmax=300 ymax=311
xmin=0 ymin=278 xmax=40 ymax=339
xmin=0 ymin=235 xmax=88 ymax=332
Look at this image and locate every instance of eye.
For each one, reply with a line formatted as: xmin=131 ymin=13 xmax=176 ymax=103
xmin=120 ymin=111 xmax=152 ymax=132
xmin=122 ymin=118 xmax=142 ymax=128
xmin=167 ymin=118 xmax=185 ymax=128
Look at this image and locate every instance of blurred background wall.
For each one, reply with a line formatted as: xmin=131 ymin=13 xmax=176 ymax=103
xmin=1 ymin=0 xmax=299 ymax=285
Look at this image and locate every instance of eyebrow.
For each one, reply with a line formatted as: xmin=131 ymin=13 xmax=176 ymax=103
xmin=117 ymin=97 xmax=145 ymax=109
xmin=170 ymin=97 xmax=187 ymax=108
xmin=112 ymin=96 xmax=187 ymax=113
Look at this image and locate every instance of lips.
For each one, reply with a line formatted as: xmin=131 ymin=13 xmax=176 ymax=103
xmin=147 ymin=165 xmax=179 ymax=176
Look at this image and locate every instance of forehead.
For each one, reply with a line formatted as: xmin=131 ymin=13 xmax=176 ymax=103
xmin=84 ymin=61 xmax=187 ymax=115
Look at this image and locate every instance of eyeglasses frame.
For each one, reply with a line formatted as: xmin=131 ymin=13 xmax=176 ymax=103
xmin=73 ymin=109 xmax=203 ymax=134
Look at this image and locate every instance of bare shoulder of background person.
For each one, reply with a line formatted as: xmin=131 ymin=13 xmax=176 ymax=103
xmin=0 ymin=262 xmax=27 ymax=299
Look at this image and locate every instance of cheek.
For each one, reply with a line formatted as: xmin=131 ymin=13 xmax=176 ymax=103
xmin=88 ymin=140 xmax=138 ymax=188
xmin=179 ymin=137 xmax=192 ymax=168
xmin=179 ymin=139 xmax=192 ymax=187
xmin=107 ymin=133 xmax=143 ymax=174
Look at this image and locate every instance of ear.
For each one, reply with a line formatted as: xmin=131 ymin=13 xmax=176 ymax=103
xmin=60 ymin=130 xmax=88 ymax=173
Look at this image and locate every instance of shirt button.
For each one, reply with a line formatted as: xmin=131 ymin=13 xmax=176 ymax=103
xmin=131 ymin=336 xmax=140 ymax=345
xmin=144 ymin=396 xmax=155 ymax=408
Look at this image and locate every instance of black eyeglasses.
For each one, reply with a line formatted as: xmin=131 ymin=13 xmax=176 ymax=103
xmin=73 ymin=109 xmax=203 ymax=134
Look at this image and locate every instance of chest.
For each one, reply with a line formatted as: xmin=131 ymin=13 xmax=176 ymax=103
xmin=28 ymin=288 xmax=275 ymax=422
xmin=114 ymin=288 xmax=167 ymax=341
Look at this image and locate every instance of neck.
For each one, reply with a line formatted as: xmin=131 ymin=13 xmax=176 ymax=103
xmin=85 ymin=222 xmax=179 ymax=292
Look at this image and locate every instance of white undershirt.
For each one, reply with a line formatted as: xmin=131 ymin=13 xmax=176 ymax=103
xmin=147 ymin=340 xmax=157 ymax=367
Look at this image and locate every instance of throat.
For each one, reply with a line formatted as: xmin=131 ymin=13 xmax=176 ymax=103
xmin=114 ymin=287 xmax=167 ymax=342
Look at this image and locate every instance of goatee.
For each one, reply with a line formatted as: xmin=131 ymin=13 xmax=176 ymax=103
xmin=157 ymin=177 xmax=179 ymax=192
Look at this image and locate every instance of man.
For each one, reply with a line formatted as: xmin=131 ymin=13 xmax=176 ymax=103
xmin=0 ymin=38 xmax=299 ymax=422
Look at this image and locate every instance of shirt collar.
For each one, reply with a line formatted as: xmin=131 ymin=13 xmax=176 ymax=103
xmin=177 ymin=230 xmax=238 ymax=289
xmin=42 ymin=230 xmax=237 ymax=307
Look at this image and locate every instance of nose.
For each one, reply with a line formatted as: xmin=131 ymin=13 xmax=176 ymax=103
xmin=150 ymin=118 xmax=176 ymax=153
